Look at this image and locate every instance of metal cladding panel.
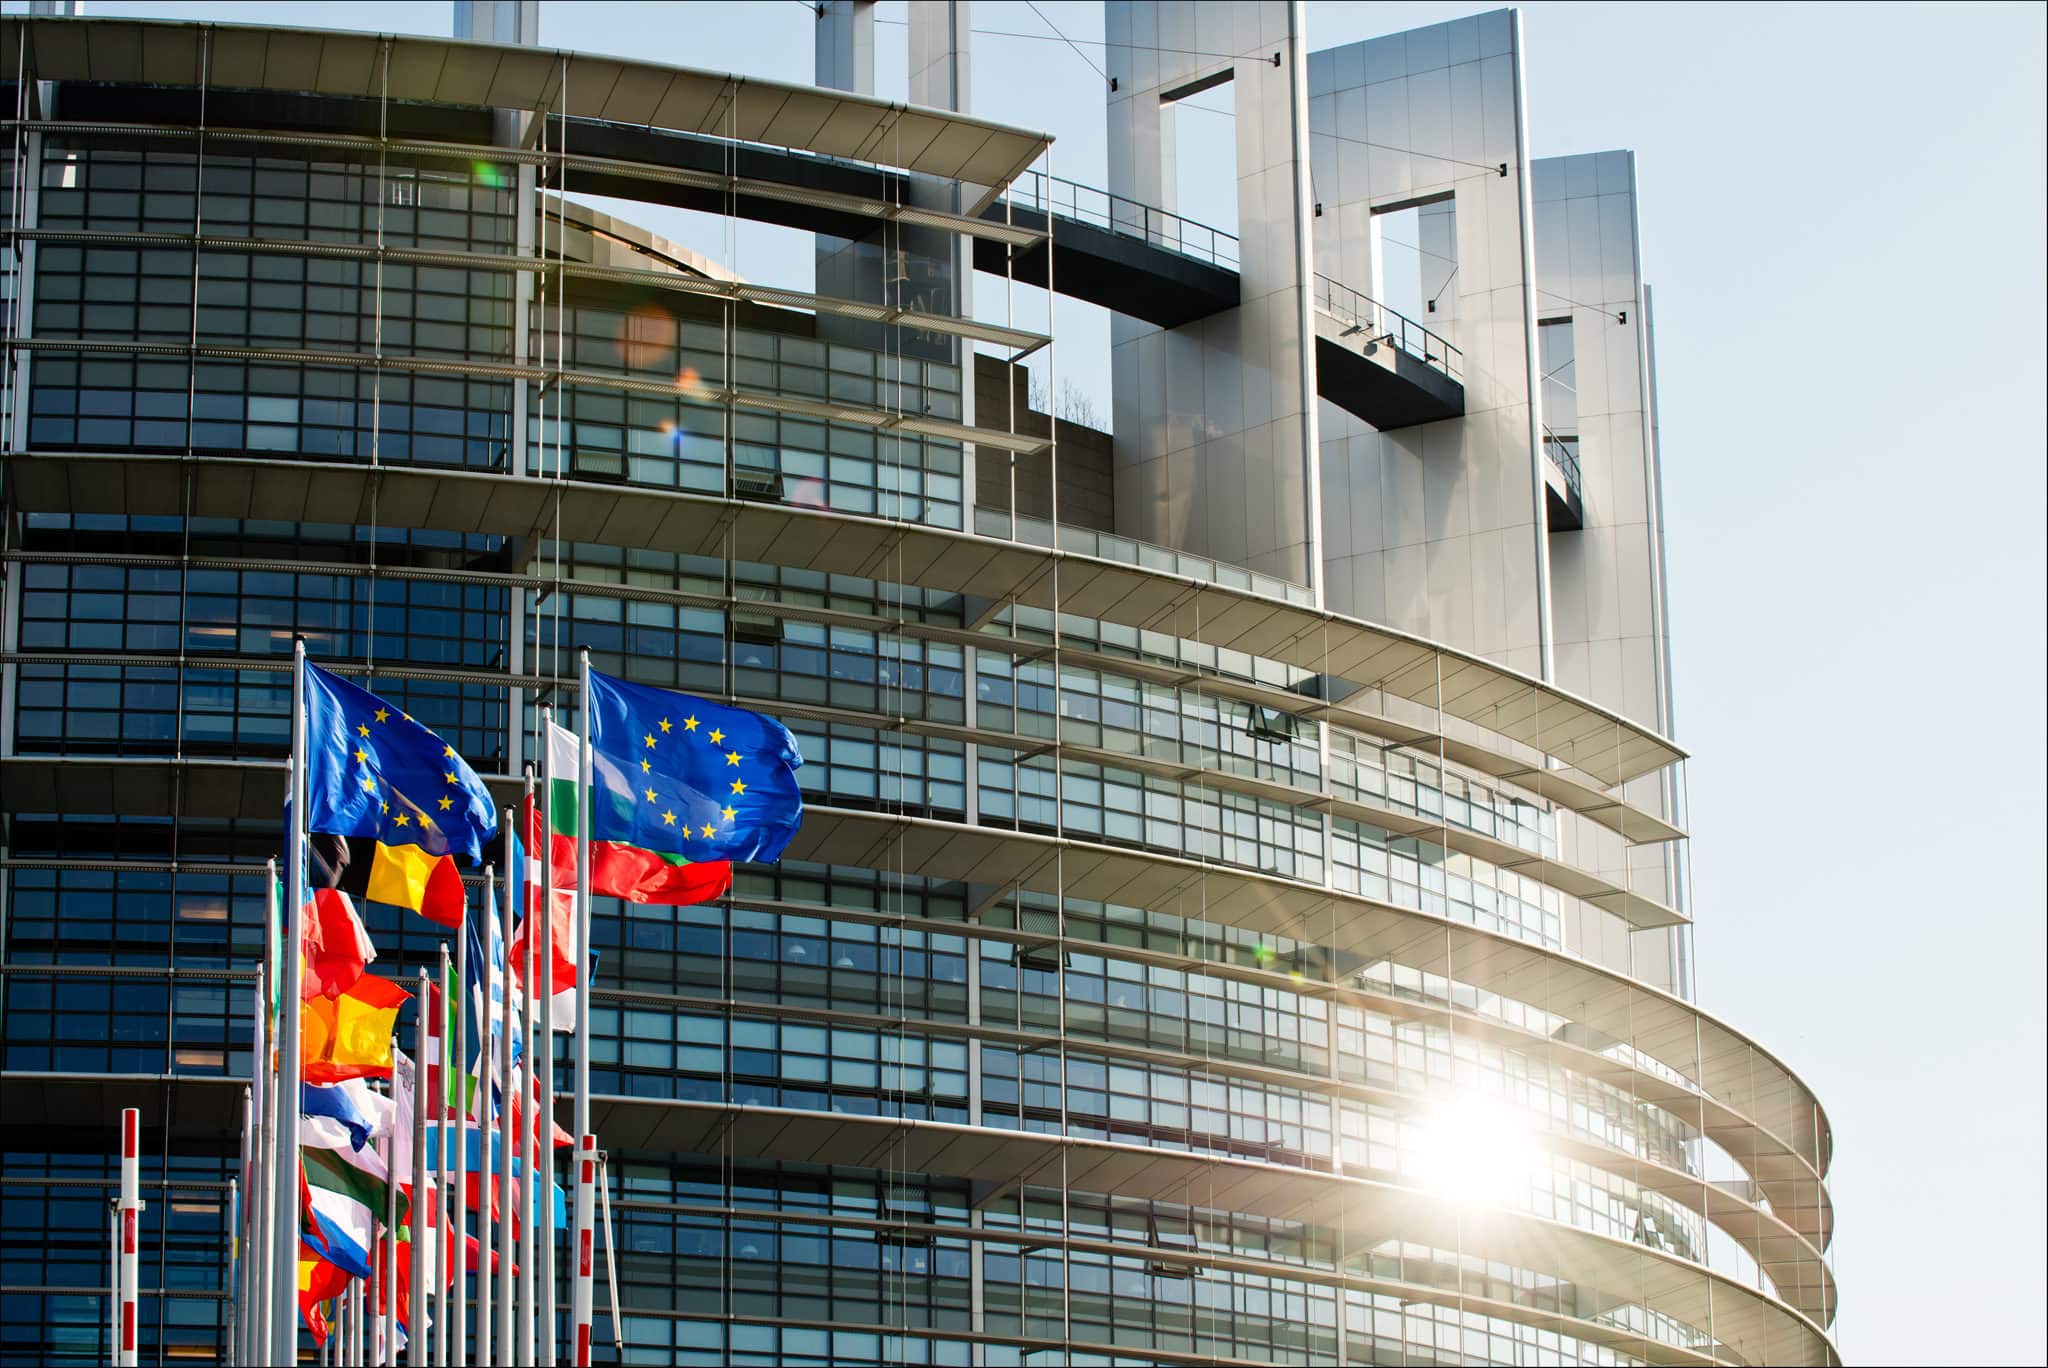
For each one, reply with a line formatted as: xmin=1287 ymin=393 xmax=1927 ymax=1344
xmin=258 ymin=31 xmax=326 ymax=94
xmin=310 ymin=32 xmax=382 ymax=95
xmin=918 ymin=122 xmax=999 ymax=180
xmin=758 ymin=90 xmax=842 ymax=150
xmin=598 ymin=66 xmax=674 ymax=126
xmin=590 ymin=489 xmax=673 ymax=549
xmin=429 ymin=41 xmax=499 ymax=106
xmin=483 ymin=47 xmax=559 ymax=110
xmin=384 ymin=40 xmax=450 ymax=96
xmin=140 ymin=26 xmax=205 ymax=87
xmin=724 ymin=85 xmax=797 ymax=145
xmin=650 ymin=79 xmax=731 ymax=139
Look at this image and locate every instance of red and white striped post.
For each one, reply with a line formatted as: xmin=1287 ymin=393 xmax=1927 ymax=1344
xmin=571 ymin=1133 xmax=596 ymax=1366
xmin=116 ymin=1107 xmax=141 ymax=1368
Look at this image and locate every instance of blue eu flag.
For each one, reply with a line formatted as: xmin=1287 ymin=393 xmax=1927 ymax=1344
xmin=304 ymin=661 xmax=498 ymax=863
xmin=585 ymin=668 xmax=804 ymax=865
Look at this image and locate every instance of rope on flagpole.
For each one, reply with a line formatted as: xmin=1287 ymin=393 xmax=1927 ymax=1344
xmin=597 ymin=1149 xmax=623 ymax=1356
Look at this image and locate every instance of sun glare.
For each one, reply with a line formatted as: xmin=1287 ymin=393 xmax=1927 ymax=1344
xmin=1411 ymin=1094 xmax=1543 ymax=1210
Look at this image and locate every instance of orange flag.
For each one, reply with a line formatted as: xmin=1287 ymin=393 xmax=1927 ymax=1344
xmin=303 ymin=973 xmax=411 ymax=1083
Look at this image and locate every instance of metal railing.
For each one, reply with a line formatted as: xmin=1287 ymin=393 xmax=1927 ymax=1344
xmin=1000 ymin=170 xmax=1240 ymax=270
xmin=1543 ymin=427 xmax=1583 ymax=499
xmin=1311 ymin=273 xmax=1462 ymax=384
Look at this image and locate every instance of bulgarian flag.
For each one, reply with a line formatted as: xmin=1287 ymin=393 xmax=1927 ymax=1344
xmin=516 ymin=721 xmax=731 ymax=1028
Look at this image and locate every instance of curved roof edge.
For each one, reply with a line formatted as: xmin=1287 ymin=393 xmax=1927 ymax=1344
xmin=1 ymin=14 xmax=1053 ymax=190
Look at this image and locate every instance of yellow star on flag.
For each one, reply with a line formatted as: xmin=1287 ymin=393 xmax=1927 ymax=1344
xmin=726 ymin=751 xmax=741 ymax=767
xmin=444 ymin=771 xmax=458 ymax=785
xmin=644 ymin=787 xmax=658 ymax=803
xmin=662 ymin=810 xmax=677 ymax=825
xmin=730 ymin=779 xmax=746 ymax=795
xmin=659 ymin=718 xmax=673 ymax=733
xmin=360 ymin=777 xmax=376 ymax=793
xmin=394 ymin=812 xmax=410 ymax=827
xmin=357 ymin=724 xmax=370 ymax=739
xmin=700 ymin=824 xmax=715 ymax=838
xmin=437 ymin=796 xmax=453 ymax=811
xmin=354 ymin=747 xmax=367 ymax=763
xmin=683 ymin=715 xmax=699 ymax=731
xmin=640 ymin=758 xmax=651 ymax=773
xmin=721 ymin=805 xmax=737 ymax=822
xmin=708 ymin=728 xmax=725 ymax=746
xmin=644 ymin=733 xmax=657 ymax=749
xmin=374 ymin=708 xmax=389 ymax=723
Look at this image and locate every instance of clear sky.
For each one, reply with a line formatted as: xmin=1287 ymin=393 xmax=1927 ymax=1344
xmin=12 ymin=0 xmax=2047 ymax=1360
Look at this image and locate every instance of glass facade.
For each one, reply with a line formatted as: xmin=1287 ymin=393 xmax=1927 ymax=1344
xmin=0 ymin=17 xmax=1836 ymax=1368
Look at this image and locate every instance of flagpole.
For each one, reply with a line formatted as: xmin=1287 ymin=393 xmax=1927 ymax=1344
xmin=117 ymin=1107 xmax=140 ymax=1368
xmin=245 ymin=970 xmax=265 ymax=1368
xmin=409 ymin=973 xmax=429 ymax=1368
xmin=231 ymin=1099 xmax=247 ymax=1368
xmin=434 ymin=941 xmax=452 ymax=1368
xmin=474 ymin=868 xmax=493 ymax=1368
xmin=571 ymin=648 xmax=595 ymax=1365
xmin=571 ymin=1133 xmax=595 ymax=1366
xmin=538 ymin=712 xmax=558 ymax=1366
xmin=517 ymin=772 xmax=536 ymax=1368
xmin=274 ymin=638 xmax=309 ymax=1363
xmin=453 ymin=892 xmax=469 ymax=1368
xmin=495 ymin=810 xmax=515 ymax=1364
xmin=257 ymin=864 xmax=279 ymax=1368
xmin=381 ymin=1083 xmax=397 ymax=1366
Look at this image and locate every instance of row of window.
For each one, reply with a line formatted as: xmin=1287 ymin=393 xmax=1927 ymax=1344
xmin=25 ymin=353 xmax=513 ymax=467
xmin=40 ymin=142 xmax=516 ymax=250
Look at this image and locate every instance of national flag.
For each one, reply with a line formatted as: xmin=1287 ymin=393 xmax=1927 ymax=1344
xmin=477 ymin=879 xmax=523 ymax=1086
xmin=300 ymin=888 xmax=375 ymax=1000
xmin=311 ymin=832 xmax=468 ymax=929
xmin=514 ymin=725 xmax=603 ymax=1028
xmin=426 ymin=1123 xmax=566 ymax=1230
xmin=297 ymin=1245 xmax=349 ymax=1343
xmin=424 ymin=980 xmax=460 ymax=1121
xmin=581 ymin=671 xmax=802 ymax=904
xmin=302 ymin=1145 xmax=384 ymax=1279
xmin=303 ymin=973 xmax=410 ymax=1084
xmin=301 ymin=1079 xmax=390 ymax=1155
xmin=303 ymin=661 xmax=497 ymax=926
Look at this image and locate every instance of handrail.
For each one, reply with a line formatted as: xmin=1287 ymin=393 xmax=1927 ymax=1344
xmin=1542 ymin=419 xmax=1584 ymax=497
xmin=1000 ymin=169 xmax=1240 ymax=270
xmin=1311 ymin=272 xmax=1463 ymax=383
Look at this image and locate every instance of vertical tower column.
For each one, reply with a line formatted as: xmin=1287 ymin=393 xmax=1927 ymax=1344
xmin=452 ymin=1 xmax=538 ymax=44
xmin=1106 ymin=0 xmax=1323 ymax=588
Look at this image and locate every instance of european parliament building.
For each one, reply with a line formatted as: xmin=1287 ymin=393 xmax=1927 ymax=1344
xmin=0 ymin=2 xmax=1840 ymax=1364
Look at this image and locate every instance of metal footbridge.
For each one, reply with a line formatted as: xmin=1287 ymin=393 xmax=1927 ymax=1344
xmin=551 ymin=122 xmax=1464 ymax=433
